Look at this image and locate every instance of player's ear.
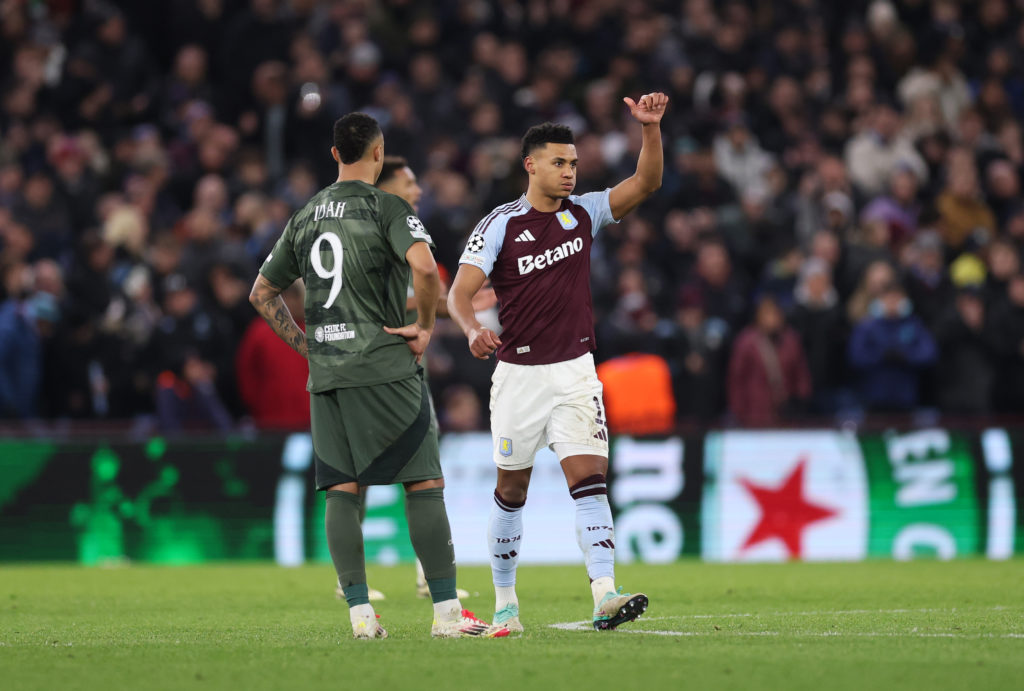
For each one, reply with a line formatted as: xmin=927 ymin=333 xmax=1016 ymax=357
xmin=523 ymin=156 xmax=535 ymax=175
xmin=330 ymin=146 xmax=341 ymax=164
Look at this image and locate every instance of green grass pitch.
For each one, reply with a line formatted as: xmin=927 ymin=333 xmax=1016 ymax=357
xmin=2 ymin=560 xmax=1022 ymax=690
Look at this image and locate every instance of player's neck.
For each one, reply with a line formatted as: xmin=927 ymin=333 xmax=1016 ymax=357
xmin=525 ymin=187 xmax=564 ymax=213
xmin=336 ymin=163 xmax=376 ymax=185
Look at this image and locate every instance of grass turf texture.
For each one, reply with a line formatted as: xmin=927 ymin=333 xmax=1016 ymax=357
xmin=1 ymin=560 xmax=1022 ymax=690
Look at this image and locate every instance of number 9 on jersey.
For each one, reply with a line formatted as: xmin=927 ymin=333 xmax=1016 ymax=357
xmin=311 ymin=232 xmax=344 ymax=308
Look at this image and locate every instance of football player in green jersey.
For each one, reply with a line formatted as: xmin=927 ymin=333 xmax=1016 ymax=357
xmin=377 ymin=156 xmax=447 ymax=324
xmin=374 ymin=156 xmax=475 ymax=601
xmin=326 ymin=155 xmax=470 ymax=603
xmin=249 ymin=112 xmax=507 ymax=640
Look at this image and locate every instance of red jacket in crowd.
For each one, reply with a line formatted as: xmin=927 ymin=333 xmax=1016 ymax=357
xmin=236 ymin=317 xmax=310 ymax=429
xmin=727 ymin=326 xmax=812 ymax=427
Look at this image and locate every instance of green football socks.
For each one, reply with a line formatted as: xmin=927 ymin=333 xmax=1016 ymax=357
xmin=405 ymin=487 xmax=458 ymax=604
xmin=325 ymin=489 xmax=368 ymax=607
xmin=357 ymin=486 xmax=368 ymax=524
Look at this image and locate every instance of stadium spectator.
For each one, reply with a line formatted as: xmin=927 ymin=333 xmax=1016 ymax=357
xmin=845 ymin=101 xmax=928 ymax=197
xmin=683 ymin=239 xmax=748 ymax=337
xmin=0 ymin=262 xmax=42 ymax=418
xmin=712 ymin=114 xmax=774 ymax=195
xmin=794 ymin=156 xmax=855 ymax=248
xmin=13 ymin=171 xmax=73 ymax=262
xmin=206 ymin=260 xmax=255 ymax=415
xmin=847 ymin=260 xmax=899 ymax=325
xmin=150 ymin=274 xmax=233 ymax=432
xmin=659 ymin=284 xmax=728 ymax=422
xmin=934 ymin=288 xmax=995 ymax=414
xmin=100 ymin=264 xmax=161 ymax=417
xmin=791 ymin=257 xmax=850 ymax=415
xmin=903 ymin=230 xmax=955 ymax=329
xmin=599 ymin=266 xmax=661 ymax=358
xmin=937 ymin=150 xmax=997 ymax=252
xmin=755 ymin=244 xmax=803 ymax=314
xmin=727 ymin=295 xmax=811 ymax=427
xmin=984 ymin=159 xmax=1022 ymax=227
xmin=860 ymin=166 xmax=922 ymax=249
xmin=848 ymin=281 xmax=938 ymax=412
xmin=989 ymin=273 xmax=1024 ymax=412
xmin=983 ymin=238 xmax=1021 ymax=306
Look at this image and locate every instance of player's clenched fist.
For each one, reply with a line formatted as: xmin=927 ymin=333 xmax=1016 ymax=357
xmin=623 ymin=92 xmax=669 ymax=125
xmin=468 ymin=326 xmax=501 ymax=360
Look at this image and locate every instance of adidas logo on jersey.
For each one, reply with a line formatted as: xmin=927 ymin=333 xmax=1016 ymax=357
xmin=517 ymin=237 xmax=584 ymax=275
xmin=514 ymin=230 xmax=536 ymax=242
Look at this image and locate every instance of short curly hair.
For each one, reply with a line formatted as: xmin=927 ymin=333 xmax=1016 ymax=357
xmin=333 ymin=113 xmax=382 ymax=164
xmin=521 ymin=122 xmax=575 ymax=160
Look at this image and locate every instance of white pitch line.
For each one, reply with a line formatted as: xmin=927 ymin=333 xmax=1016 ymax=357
xmin=620 ymin=630 xmax=782 ymax=638
xmin=549 ymin=622 xmax=1024 ymax=639
xmin=583 ymin=606 xmax=1014 ymax=622
xmin=549 ymin=606 xmax=1023 ymax=639
xmin=676 ymin=607 xmax=950 ymax=619
xmin=549 ymin=621 xmax=595 ymax=631
xmin=797 ymin=632 xmax=1024 ymax=640
xmin=549 ymin=620 xmax=696 ymax=636
xmin=818 ymin=632 xmax=973 ymax=639
xmin=550 ymin=620 xmax=780 ymax=637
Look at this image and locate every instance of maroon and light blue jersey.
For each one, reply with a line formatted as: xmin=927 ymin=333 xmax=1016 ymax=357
xmin=459 ymin=189 xmax=618 ymax=365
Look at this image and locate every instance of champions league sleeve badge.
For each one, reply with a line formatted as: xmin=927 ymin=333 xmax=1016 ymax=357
xmin=466 ymin=233 xmax=486 ymax=252
xmin=406 ymin=215 xmax=432 ymax=241
xmin=556 ymin=209 xmax=578 ymax=230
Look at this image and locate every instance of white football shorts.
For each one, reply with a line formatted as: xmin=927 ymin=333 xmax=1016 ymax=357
xmin=488 ymin=352 xmax=609 ymax=470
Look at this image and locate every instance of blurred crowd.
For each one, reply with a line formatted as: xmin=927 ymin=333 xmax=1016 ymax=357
xmin=4 ymin=0 xmax=1024 ymax=431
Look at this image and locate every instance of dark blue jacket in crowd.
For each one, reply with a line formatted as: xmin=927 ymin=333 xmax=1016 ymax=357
xmin=848 ymin=313 xmax=938 ymax=411
xmin=0 ymin=299 xmax=40 ymax=418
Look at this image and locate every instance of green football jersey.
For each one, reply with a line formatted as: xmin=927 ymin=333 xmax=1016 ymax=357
xmin=259 ymin=180 xmax=434 ymax=392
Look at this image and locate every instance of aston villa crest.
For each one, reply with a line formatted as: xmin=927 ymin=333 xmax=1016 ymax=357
xmin=556 ymin=209 xmax=578 ymax=230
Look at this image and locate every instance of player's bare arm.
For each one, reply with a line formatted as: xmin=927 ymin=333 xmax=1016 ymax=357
xmin=405 ymin=279 xmax=495 ymax=318
xmin=405 ymin=289 xmax=450 ymax=318
xmin=383 ymin=241 xmax=440 ymax=363
xmin=249 ymin=274 xmax=308 ymax=359
xmin=608 ymin=92 xmax=668 ymax=220
xmin=470 ymin=279 xmax=498 ymax=311
xmin=448 ymin=264 xmax=502 ymax=360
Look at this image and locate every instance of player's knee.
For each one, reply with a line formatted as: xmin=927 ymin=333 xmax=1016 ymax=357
xmin=326 ymin=482 xmax=360 ymax=494
xmin=561 ymin=454 xmax=608 ymax=485
xmin=404 ymin=477 xmax=445 ymax=493
xmin=494 ymin=484 xmax=528 ymax=506
xmin=568 ymin=473 xmax=608 ymax=501
xmin=495 ymin=467 xmax=531 ymax=505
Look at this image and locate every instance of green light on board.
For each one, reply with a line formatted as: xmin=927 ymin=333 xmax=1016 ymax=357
xmin=145 ymin=437 xmax=167 ymax=461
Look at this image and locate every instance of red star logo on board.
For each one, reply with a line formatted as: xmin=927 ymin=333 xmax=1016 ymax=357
xmin=738 ymin=457 xmax=837 ymax=559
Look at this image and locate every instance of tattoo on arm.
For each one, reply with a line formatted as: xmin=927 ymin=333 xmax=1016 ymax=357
xmin=250 ymin=277 xmax=308 ymax=359
xmin=268 ymin=299 xmax=308 ymax=358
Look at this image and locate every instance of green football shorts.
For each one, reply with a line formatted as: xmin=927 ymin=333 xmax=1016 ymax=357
xmin=311 ymin=374 xmax=441 ymax=489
